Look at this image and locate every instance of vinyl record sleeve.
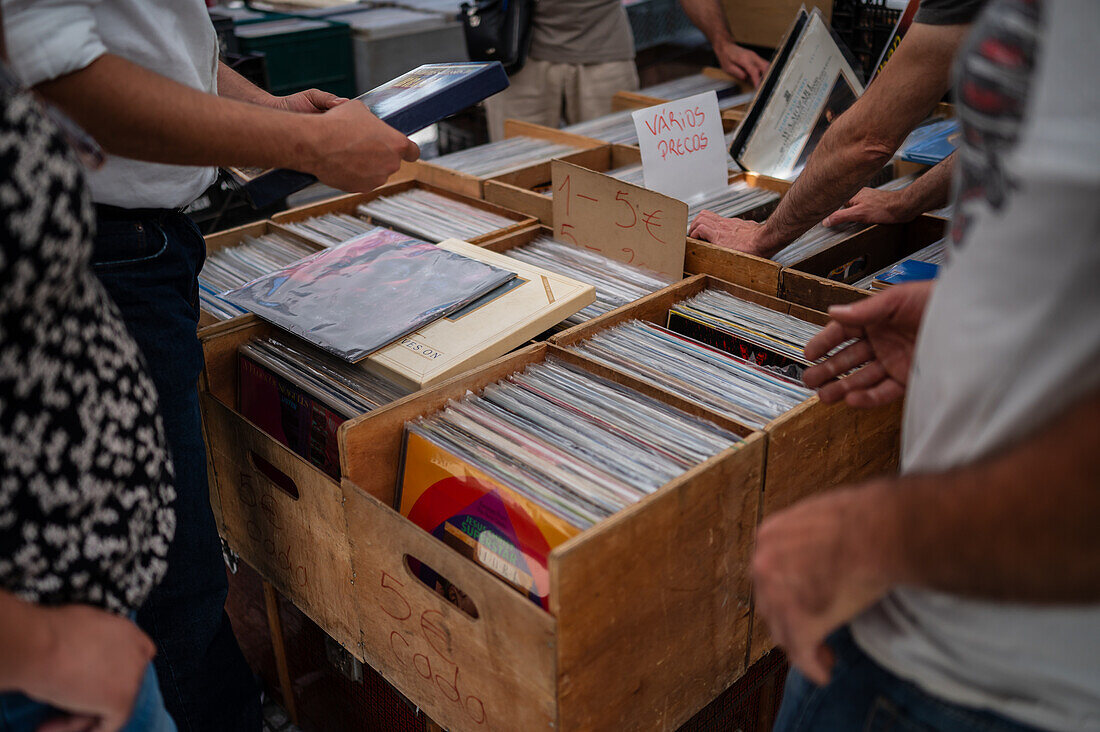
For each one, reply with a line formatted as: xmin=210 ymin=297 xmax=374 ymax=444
xmin=360 ymin=238 xmax=596 ymax=389
xmin=729 ymin=9 xmax=864 ymax=180
xmin=227 ymin=61 xmax=509 ymax=207
xmin=223 ymin=228 xmax=516 ymax=362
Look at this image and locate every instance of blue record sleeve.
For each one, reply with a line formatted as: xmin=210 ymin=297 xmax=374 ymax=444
xmin=232 ymin=62 xmax=509 ymax=207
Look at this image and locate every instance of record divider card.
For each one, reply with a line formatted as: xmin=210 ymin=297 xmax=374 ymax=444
xmin=550 ymin=160 xmax=687 ymax=280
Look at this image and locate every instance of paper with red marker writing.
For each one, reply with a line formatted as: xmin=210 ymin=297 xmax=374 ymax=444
xmin=632 ymin=91 xmax=727 ymax=200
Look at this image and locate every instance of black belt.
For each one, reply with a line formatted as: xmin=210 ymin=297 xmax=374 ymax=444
xmin=94 ymin=203 xmax=188 ymax=220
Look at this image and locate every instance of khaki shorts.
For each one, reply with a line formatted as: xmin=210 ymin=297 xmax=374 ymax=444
xmin=484 ymin=58 xmax=639 ymax=141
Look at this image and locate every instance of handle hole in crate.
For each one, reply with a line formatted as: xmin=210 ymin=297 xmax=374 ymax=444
xmin=248 ymin=451 xmax=300 ymax=501
xmin=403 ymin=554 xmax=480 ymax=620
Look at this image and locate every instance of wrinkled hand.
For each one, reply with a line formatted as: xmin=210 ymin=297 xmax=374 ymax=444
xmin=802 ymin=281 xmax=933 ymax=408
xmin=822 ymin=187 xmax=915 ymax=228
xmin=25 ymin=605 xmax=155 ymax=732
xmin=752 ymin=482 xmax=897 ymax=685
xmin=716 ymin=42 xmax=770 ymax=87
xmin=689 ymin=212 xmax=776 ymax=257
xmin=275 ymin=88 xmax=348 ymax=114
xmin=300 ymin=101 xmax=420 ymax=193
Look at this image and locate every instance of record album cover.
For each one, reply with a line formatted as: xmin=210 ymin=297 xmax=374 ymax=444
xmin=223 ymin=228 xmax=517 ymax=362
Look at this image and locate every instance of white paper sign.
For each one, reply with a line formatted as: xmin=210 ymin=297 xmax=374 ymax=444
xmin=632 ymin=90 xmax=728 ymax=201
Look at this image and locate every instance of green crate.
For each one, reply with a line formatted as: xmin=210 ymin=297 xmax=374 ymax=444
xmin=236 ymin=18 xmax=356 ymax=98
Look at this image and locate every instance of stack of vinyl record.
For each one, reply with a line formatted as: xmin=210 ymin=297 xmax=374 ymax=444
xmin=685 ymin=180 xmax=780 ymax=224
xmin=241 ymin=335 xmax=411 ymax=419
xmin=357 ymin=188 xmax=517 ymax=242
xmin=668 ymin=288 xmax=821 ymax=379
xmin=855 ymin=237 xmax=948 ymax=290
xmin=199 ymin=232 xmax=317 ymax=320
xmin=639 ymin=74 xmax=754 ymax=111
xmin=280 ymin=212 xmax=376 ymax=247
xmin=504 ymin=236 xmax=674 ymax=328
xmin=772 ymin=174 xmax=921 ymax=265
xmin=398 ymin=357 xmax=742 ymax=608
xmin=238 ymin=334 xmax=412 ymax=478
xmin=430 ymin=136 xmax=583 ymax=178
xmin=405 ymin=357 xmax=741 ymax=530
xmin=562 ymin=108 xmax=642 ymax=145
xmin=567 ymin=319 xmax=813 ymax=429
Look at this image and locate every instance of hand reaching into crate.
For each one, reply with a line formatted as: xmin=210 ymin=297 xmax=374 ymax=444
xmin=802 ymin=281 xmax=934 ymax=407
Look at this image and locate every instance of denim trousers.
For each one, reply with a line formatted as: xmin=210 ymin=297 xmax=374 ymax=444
xmin=91 ymin=209 xmax=261 ymax=732
xmin=775 ymin=627 xmax=1043 ymax=732
xmin=0 ymin=662 xmax=175 ymax=732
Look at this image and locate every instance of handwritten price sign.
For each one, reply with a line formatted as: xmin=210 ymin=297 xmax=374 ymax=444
xmin=631 ymin=90 xmax=727 ymax=200
xmin=551 ymin=160 xmax=686 ymax=280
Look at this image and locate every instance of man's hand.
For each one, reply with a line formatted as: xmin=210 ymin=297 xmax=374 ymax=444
xmin=22 ymin=605 xmax=155 ymax=732
xmin=822 ymin=187 xmax=916 ymax=228
xmin=715 ymin=42 xmax=769 ymax=87
xmin=298 ymin=102 xmax=420 ymax=192
xmin=752 ymin=481 xmax=899 ymax=685
xmin=274 ymin=88 xmax=348 ymax=114
xmin=802 ymin=281 xmax=933 ymax=407
xmin=688 ymin=212 xmax=777 ymax=257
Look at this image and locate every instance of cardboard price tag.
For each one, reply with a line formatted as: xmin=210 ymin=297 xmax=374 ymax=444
xmin=632 ymin=90 xmax=727 ymax=201
xmin=550 ymin=160 xmax=686 ymax=280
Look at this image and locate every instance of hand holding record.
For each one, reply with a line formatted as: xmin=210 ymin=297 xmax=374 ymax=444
xmin=802 ymin=281 xmax=934 ymax=408
xmin=297 ymin=101 xmax=420 ymax=193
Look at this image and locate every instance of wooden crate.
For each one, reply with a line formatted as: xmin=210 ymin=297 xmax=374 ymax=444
xmin=549 ymin=274 xmax=902 ymax=662
xmin=269 ymin=179 xmax=536 ymax=247
xmin=612 ymin=67 xmax=752 ymax=118
xmin=780 ymin=216 xmax=947 ymax=311
xmin=200 ymin=318 xmax=768 ymax=730
xmin=482 ymin=144 xmax=628 ymax=225
xmin=413 ymin=120 xmax=604 ymax=199
xmin=199 ymin=221 xmax=323 ymax=330
xmin=338 ymin=342 xmax=765 ymax=732
xmin=199 ymin=316 xmax=368 ymax=655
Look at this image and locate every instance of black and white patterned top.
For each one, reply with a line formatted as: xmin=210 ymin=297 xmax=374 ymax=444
xmin=0 ymin=79 xmax=176 ymax=615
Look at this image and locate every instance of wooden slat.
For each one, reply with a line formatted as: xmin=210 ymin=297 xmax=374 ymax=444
xmin=551 ymin=434 xmax=765 ymax=731
xmin=202 ymin=393 xmax=360 ymax=653
xmin=341 ymin=479 xmax=557 ymax=732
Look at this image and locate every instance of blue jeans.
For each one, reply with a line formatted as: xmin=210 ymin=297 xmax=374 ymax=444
xmin=0 ymin=662 xmax=175 ymax=732
xmin=92 ymin=209 xmax=261 ymax=732
xmin=775 ymin=627 xmax=1043 ymax=732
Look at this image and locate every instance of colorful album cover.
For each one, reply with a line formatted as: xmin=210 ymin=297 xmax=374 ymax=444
xmin=223 ymin=228 xmax=517 ymax=362
xmin=666 ymin=310 xmax=810 ymax=381
xmin=398 ymin=428 xmax=581 ymax=610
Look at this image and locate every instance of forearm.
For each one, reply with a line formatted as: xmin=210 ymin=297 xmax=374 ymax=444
xmin=217 ymin=60 xmax=276 ymax=106
xmin=0 ymin=591 xmax=54 ymax=693
xmin=755 ymin=24 xmax=967 ymax=255
xmin=36 ymin=54 xmax=316 ymax=170
xmin=679 ymin=0 xmax=735 ymax=48
xmin=872 ymin=391 xmax=1100 ymax=603
xmin=898 ymin=152 xmax=955 ymax=215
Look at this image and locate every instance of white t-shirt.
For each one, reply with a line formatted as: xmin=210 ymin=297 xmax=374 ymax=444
xmin=4 ymin=0 xmax=219 ymax=209
xmin=851 ymin=1 xmax=1100 ymax=730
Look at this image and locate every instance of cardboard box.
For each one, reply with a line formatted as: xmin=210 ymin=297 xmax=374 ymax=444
xmin=719 ymin=1 xmax=834 ymax=50
xmin=550 ymin=273 xmax=902 ymax=662
xmin=413 ymin=120 xmax=604 ymax=199
xmin=270 ymin=179 xmax=536 ymax=247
